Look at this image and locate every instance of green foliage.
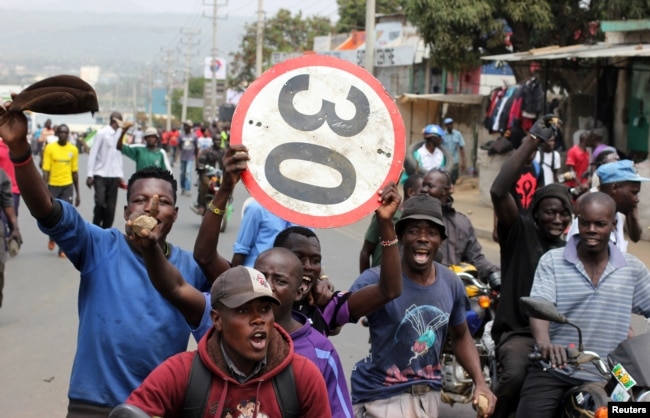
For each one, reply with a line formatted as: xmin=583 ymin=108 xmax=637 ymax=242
xmin=336 ymin=0 xmax=408 ymax=33
xmin=402 ymin=0 xmax=650 ymax=84
xmin=229 ymin=9 xmax=334 ymax=87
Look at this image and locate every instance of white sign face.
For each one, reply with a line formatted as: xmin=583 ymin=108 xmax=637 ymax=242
xmin=231 ymin=55 xmax=405 ymax=228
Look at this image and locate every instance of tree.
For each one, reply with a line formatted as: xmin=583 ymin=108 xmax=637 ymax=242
xmin=229 ymin=9 xmax=334 ymax=87
xmin=335 ymin=0 xmax=407 ymax=33
xmin=402 ymin=0 xmax=650 ymax=92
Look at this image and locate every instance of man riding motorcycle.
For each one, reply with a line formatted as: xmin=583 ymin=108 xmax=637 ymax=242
xmin=191 ymin=135 xmax=224 ymax=216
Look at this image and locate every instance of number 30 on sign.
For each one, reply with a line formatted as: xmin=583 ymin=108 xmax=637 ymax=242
xmin=231 ymin=54 xmax=406 ymax=228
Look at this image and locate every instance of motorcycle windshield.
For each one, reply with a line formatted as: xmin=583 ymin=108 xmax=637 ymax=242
xmin=608 ymin=333 xmax=650 ymax=387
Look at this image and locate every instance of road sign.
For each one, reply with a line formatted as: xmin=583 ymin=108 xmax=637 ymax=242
xmin=231 ymin=55 xmax=405 ymax=228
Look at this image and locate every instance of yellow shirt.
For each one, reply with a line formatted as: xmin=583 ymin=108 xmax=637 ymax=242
xmin=42 ymin=142 xmax=78 ymax=186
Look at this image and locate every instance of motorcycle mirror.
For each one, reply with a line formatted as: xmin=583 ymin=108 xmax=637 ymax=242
xmin=520 ymin=297 xmax=568 ymax=324
xmin=108 ymin=404 xmax=150 ymax=418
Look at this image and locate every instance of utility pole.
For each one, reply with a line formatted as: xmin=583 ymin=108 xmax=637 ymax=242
xmin=180 ymin=29 xmax=201 ymax=123
xmin=203 ymin=1 xmax=227 ymax=123
xmin=132 ymin=81 xmax=137 ymax=125
xmin=255 ymin=0 xmax=264 ymax=77
xmin=364 ymin=0 xmax=376 ymax=74
xmin=147 ymin=66 xmax=153 ymax=128
xmin=163 ymin=48 xmax=176 ymax=131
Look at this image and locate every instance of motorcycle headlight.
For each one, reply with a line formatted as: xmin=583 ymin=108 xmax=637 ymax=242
xmin=478 ymin=295 xmax=491 ymax=309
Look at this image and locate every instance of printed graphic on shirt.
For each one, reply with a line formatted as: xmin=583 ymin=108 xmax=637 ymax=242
xmin=384 ymin=304 xmax=449 ymax=384
xmin=515 ymin=171 xmax=538 ymax=210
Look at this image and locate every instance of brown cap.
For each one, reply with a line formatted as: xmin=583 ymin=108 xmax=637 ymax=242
xmin=210 ymin=266 xmax=280 ymax=309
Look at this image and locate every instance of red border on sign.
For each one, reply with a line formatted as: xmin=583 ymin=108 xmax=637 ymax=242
xmin=231 ymin=54 xmax=405 ymax=228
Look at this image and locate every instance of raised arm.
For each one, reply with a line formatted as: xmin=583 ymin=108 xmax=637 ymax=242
xmin=491 ymin=115 xmax=559 ymax=229
xmin=0 ymin=109 xmax=53 ymax=219
xmin=490 ymin=134 xmax=541 ymax=229
xmin=193 ymin=145 xmax=249 ymax=281
xmin=115 ymin=121 xmax=133 ymax=152
xmin=346 ymin=182 xmax=402 ymax=320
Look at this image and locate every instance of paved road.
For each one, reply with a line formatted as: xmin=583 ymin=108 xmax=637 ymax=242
xmin=0 ymin=154 xmax=497 ymax=417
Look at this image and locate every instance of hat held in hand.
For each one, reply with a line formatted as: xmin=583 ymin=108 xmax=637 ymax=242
xmin=529 ymin=114 xmax=561 ymax=143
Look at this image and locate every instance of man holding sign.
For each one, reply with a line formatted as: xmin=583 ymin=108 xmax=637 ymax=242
xmin=349 ymin=194 xmax=496 ymax=418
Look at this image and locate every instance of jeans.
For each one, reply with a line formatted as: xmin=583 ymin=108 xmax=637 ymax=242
xmin=92 ymin=176 xmax=120 ymax=229
xmin=180 ymin=159 xmax=194 ymax=192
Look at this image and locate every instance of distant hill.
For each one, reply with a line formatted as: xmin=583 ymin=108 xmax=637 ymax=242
xmin=0 ymin=9 xmax=248 ymax=75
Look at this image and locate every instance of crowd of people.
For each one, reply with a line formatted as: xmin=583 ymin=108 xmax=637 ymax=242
xmin=0 ymin=105 xmax=649 ymax=418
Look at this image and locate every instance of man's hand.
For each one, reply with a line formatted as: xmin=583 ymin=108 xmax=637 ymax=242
xmin=8 ymin=228 xmax=22 ymax=247
xmin=529 ymin=114 xmax=562 ymax=143
xmin=220 ymin=145 xmax=249 ymax=191
xmin=473 ymin=383 xmax=497 ymax=418
xmin=0 ymin=98 xmax=29 ymax=150
xmin=74 ymin=195 xmax=81 ymax=207
xmin=85 ymin=177 xmax=94 ymax=189
xmin=310 ymin=275 xmax=336 ymax=307
xmin=536 ymin=341 xmax=568 ymax=368
xmin=375 ymin=182 xmax=401 ymax=222
xmin=125 ymin=195 xmax=160 ymax=249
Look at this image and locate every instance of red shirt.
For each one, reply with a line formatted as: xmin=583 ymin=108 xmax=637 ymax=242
xmin=565 ymin=145 xmax=590 ymax=188
xmin=0 ymin=140 xmax=18 ymax=194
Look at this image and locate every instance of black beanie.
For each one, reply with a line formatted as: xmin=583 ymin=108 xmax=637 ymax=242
xmin=530 ymin=183 xmax=573 ymax=217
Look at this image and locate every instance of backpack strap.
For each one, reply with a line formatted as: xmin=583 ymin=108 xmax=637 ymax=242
xmin=183 ymin=353 xmax=212 ymax=418
xmin=272 ymin=364 xmax=299 ymax=418
xmin=183 ymin=353 xmax=299 ymax=418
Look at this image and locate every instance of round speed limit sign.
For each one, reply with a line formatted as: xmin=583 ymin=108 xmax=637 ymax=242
xmin=231 ymin=55 xmax=405 ymax=228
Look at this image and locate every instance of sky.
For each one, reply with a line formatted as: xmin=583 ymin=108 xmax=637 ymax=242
xmin=0 ymin=0 xmax=339 ymax=21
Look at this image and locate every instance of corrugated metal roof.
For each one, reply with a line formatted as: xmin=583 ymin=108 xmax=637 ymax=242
xmin=397 ymin=93 xmax=485 ymax=105
xmin=481 ymin=42 xmax=650 ymax=61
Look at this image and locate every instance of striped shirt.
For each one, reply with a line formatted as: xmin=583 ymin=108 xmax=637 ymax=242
xmin=531 ymin=236 xmax=650 ymax=368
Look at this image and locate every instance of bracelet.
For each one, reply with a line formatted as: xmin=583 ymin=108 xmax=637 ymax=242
xmin=379 ymin=237 xmax=399 ymax=247
xmin=9 ymin=148 xmax=33 ymax=166
xmin=207 ymin=202 xmax=225 ymax=216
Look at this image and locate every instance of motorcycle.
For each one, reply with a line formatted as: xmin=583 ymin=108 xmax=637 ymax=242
xmin=521 ymin=296 xmax=650 ymax=417
xmin=191 ymin=164 xmax=233 ymax=233
xmin=440 ymin=263 xmax=500 ymax=405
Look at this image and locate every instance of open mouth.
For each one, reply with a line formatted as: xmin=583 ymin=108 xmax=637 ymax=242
xmin=250 ymin=331 xmax=267 ymax=350
xmin=413 ymin=249 xmax=430 ymax=264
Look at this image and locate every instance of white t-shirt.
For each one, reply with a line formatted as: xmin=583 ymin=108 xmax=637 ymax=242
xmin=416 ymin=143 xmax=445 ymax=172
xmin=534 ymin=150 xmax=561 ymax=186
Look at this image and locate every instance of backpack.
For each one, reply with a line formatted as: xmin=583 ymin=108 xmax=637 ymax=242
xmin=183 ymin=353 xmax=299 ymax=418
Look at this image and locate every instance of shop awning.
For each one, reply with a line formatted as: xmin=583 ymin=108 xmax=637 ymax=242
xmin=481 ymin=42 xmax=650 ymax=62
xmin=397 ymin=93 xmax=485 ymax=105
